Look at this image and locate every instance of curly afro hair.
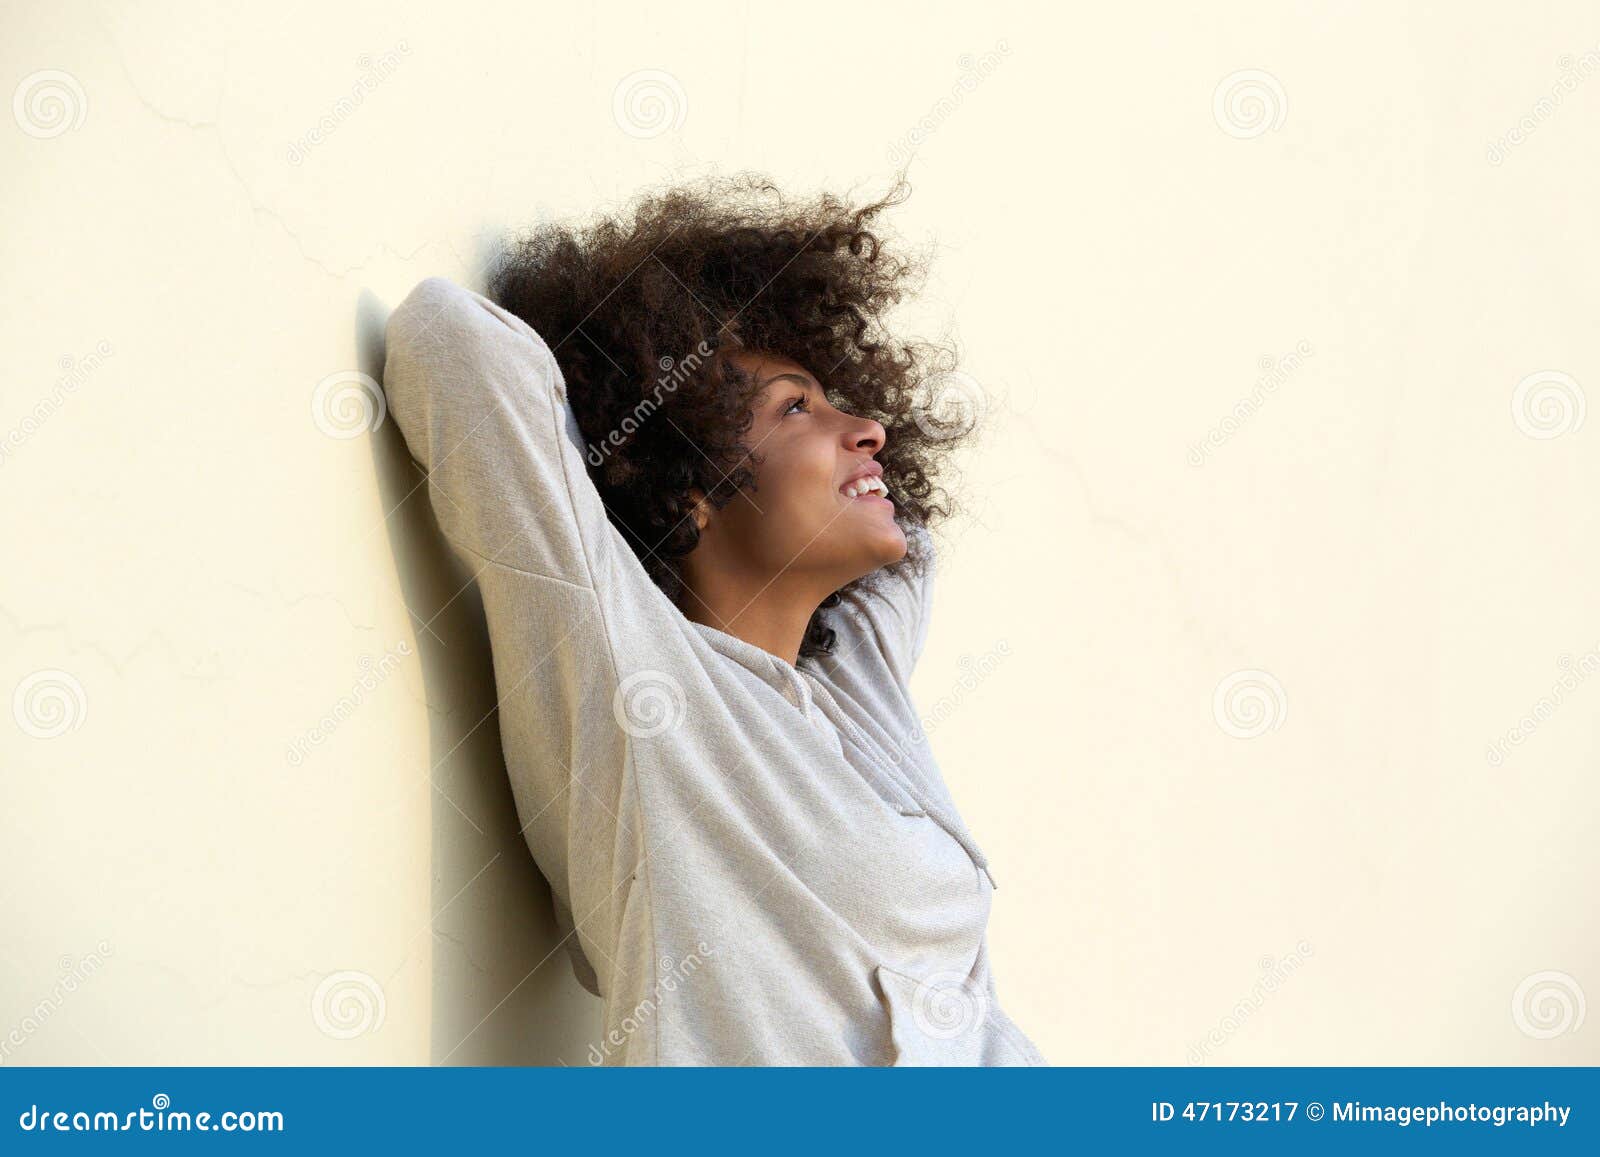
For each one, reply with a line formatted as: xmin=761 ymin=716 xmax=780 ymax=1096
xmin=484 ymin=171 xmax=977 ymax=661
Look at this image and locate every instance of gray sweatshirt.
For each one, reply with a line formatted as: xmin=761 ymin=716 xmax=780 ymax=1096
xmin=382 ymin=276 xmax=1047 ymax=1066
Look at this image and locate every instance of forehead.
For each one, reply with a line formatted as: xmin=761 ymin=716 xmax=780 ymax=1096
xmin=722 ymin=347 xmax=813 ymax=384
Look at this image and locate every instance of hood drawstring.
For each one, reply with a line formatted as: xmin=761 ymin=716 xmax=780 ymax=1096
xmin=800 ymin=669 xmax=998 ymax=892
xmin=687 ymin=622 xmax=997 ymax=891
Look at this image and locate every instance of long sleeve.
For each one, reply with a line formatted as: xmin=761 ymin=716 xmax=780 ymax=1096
xmin=381 ymin=276 xmax=655 ymax=1004
xmin=801 ymin=518 xmax=947 ymax=796
xmin=823 ymin=520 xmax=938 ymax=686
xmin=381 ymin=276 xmax=605 ymax=585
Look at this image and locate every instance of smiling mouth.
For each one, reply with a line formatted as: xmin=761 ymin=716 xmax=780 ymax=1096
xmin=839 ymin=475 xmax=891 ymax=503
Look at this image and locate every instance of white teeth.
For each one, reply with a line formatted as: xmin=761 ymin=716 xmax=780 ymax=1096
xmin=842 ymin=476 xmax=887 ymax=499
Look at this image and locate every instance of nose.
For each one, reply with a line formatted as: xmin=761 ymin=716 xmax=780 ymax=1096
xmin=843 ymin=413 xmax=886 ymax=455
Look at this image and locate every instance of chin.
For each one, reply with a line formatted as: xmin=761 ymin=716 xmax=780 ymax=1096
xmin=873 ymin=520 xmax=910 ymax=565
xmin=820 ymin=512 xmax=908 ymax=578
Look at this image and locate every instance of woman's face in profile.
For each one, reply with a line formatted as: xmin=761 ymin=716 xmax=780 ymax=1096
xmin=696 ymin=347 xmax=907 ymax=586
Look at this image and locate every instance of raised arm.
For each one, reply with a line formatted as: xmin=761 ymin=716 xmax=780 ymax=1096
xmin=381 ymin=275 xmax=649 ymax=999
xmin=381 ymin=275 xmax=607 ymax=586
xmin=824 ymin=520 xmax=939 ymax=686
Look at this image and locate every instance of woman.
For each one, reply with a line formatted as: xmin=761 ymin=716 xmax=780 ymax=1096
xmin=382 ymin=173 xmax=1046 ymax=1065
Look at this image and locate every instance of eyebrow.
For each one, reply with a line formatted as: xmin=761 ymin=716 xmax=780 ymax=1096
xmin=757 ymin=371 xmax=814 ymax=390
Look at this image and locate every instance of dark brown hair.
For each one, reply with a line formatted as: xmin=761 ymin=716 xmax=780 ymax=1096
xmin=486 ymin=171 xmax=975 ymax=659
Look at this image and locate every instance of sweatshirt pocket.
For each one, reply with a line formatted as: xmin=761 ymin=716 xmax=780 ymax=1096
xmin=873 ymin=963 xmax=1046 ymax=1067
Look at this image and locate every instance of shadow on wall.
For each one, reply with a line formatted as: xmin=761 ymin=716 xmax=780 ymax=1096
xmin=357 ymin=286 xmax=603 ymax=1065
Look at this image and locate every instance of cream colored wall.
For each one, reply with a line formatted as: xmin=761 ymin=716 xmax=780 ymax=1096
xmin=3 ymin=0 xmax=1595 ymax=1065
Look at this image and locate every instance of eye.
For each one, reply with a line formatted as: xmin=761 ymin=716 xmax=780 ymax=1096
xmin=783 ymin=394 xmax=810 ymax=416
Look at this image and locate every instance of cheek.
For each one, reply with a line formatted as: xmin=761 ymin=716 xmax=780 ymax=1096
xmin=762 ymin=444 xmax=838 ymax=518
xmin=734 ymin=436 xmax=844 ymax=558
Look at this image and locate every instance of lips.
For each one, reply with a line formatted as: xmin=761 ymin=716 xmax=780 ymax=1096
xmin=839 ymin=460 xmax=887 ymax=502
xmin=840 ymin=474 xmax=890 ymax=501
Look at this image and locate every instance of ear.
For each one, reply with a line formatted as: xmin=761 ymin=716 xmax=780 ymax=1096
xmin=687 ymin=487 xmax=711 ymax=532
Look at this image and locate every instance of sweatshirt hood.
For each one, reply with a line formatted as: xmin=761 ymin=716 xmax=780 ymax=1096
xmin=688 ymin=620 xmax=814 ymax=713
xmin=686 ymin=620 xmax=998 ymax=891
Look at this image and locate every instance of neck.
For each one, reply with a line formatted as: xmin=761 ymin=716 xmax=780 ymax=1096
xmin=678 ymin=567 xmax=828 ymax=669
